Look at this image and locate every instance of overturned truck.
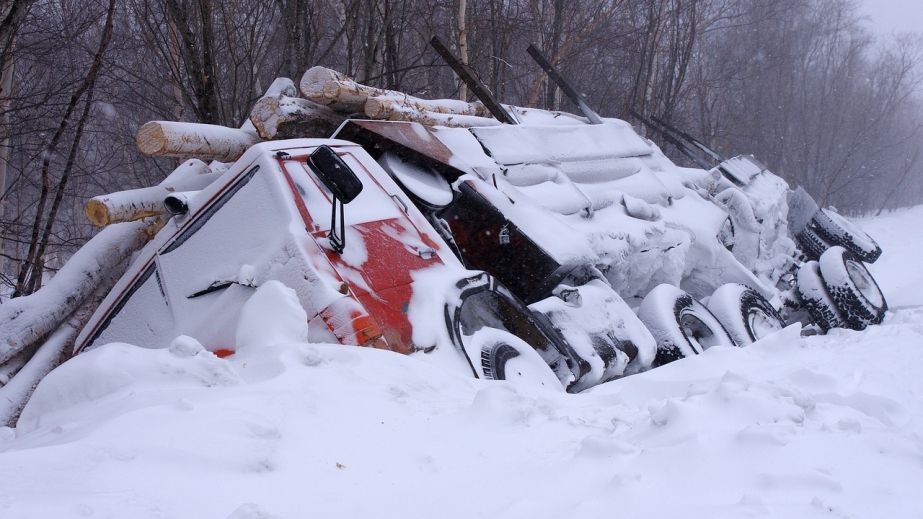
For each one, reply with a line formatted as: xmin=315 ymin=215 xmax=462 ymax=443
xmin=0 ymin=44 xmax=887 ymax=419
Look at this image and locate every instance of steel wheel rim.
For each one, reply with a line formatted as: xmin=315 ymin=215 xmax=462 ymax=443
xmin=747 ymin=307 xmax=781 ymax=340
xmin=845 ymin=259 xmax=883 ymax=308
xmin=679 ymin=310 xmax=715 ymax=352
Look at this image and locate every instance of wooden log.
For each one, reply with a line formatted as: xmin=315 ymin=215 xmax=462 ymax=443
xmin=364 ymin=100 xmax=501 ymax=128
xmin=136 ymin=121 xmax=260 ymax=162
xmin=300 ymin=66 xmax=490 ymax=117
xmin=164 ymin=158 xmax=212 ymax=181
xmin=299 ymin=66 xmax=347 ymax=102
xmin=363 ymin=97 xmax=496 ymax=126
xmin=0 ymin=234 xmax=138 ymax=426
xmin=84 ymin=174 xmax=219 ymax=227
xmin=0 ymin=218 xmax=161 ymax=367
xmin=263 ymin=76 xmax=298 ymax=99
xmin=363 ymin=95 xmax=489 ymax=118
xmin=84 ymin=158 xmax=220 ymax=227
xmin=248 ymin=95 xmax=345 ymax=140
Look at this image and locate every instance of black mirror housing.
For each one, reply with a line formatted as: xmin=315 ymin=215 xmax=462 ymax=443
xmin=307 ymin=145 xmax=363 ymax=203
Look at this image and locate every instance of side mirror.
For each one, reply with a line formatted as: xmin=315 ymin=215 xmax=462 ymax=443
xmin=306 ymin=145 xmax=363 ymax=254
xmin=307 ymin=145 xmax=363 ymax=203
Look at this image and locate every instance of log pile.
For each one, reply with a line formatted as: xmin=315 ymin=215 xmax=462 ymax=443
xmin=0 ymin=218 xmax=163 ymax=425
xmin=135 ymin=66 xmax=501 ymax=165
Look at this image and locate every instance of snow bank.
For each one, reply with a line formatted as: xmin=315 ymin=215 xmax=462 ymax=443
xmin=2 ymin=308 xmax=922 ymax=518
xmin=858 ymin=205 xmax=923 ymax=309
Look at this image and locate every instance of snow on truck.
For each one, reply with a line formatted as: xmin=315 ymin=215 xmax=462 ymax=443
xmin=0 ymin=43 xmax=888 ymax=418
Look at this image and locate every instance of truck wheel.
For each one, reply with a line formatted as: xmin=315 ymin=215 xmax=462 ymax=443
xmin=637 ymin=284 xmax=735 ymax=367
xmin=707 ymin=283 xmax=785 ymax=346
xmin=812 ymin=208 xmax=882 ymax=263
xmin=445 ymin=272 xmax=573 ymax=388
xmin=478 ymin=331 xmax=562 ymax=388
xmin=795 ymin=224 xmax=831 ymax=261
xmin=796 ymin=261 xmax=844 ymax=332
xmin=818 ymin=246 xmax=887 ymax=329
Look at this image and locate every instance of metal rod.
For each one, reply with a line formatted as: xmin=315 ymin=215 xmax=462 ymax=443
xmin=630 ymin=109 xmax=713 ymax=170
xmin=429 ymin=35 xmax=516 ymax=125
xmin=526 ymin=44 xmax=603 ymax=125
xmin=650 ymin=114 xmax=725 ymax=163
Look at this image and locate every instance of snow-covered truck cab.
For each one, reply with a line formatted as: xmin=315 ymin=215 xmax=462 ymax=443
xmin=71 ymin=139 xmax=576 ymax=387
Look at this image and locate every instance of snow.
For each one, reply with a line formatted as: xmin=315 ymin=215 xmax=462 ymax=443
xmin=235 ymin=281 xmax=309 ymax=351
xmin=857 ymin=205 xmax=923 ymax=309
xmin=470 ymin=121 xmax=653 ymax=165
xmin=2 ymin=214 xmax=923 ymax=515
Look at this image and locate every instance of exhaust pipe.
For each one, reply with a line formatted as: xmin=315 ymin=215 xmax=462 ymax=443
xmin=164 ymin=191 xmax=198 ymax=216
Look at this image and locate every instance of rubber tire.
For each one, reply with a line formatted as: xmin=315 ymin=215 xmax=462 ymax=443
xmin=818 ymin=246 xmax=887 ymax=329
xmin=796 ymin=261 xmax=845 ymax=332
xmin=479 ymin=334 xmax=561 ymax=389
xmin=795 ymin=223 xmax=832 ymax=261
xmin=444 ymin=272 xmax=576 ymax=387
xmin=813 ymin=208 xmax=882 ymax=263
xmin=707 ymin=283 xmax=786 ymax=346
xmin=637 ymin=284 xmax=735 ymax=368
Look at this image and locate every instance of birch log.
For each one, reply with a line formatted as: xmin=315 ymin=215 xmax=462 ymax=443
xmin=0 ymin=237 xmax=137 ymax=426
xmin=84 ymin=173 xmax=220 ymax=227
xmin=136 ymin=121 xmax=260 ymax=162
xmin=363 ymin=98 xmax=500 ymax=127
xmin=249 ymin=95 xmax=345 ymax=140
xmin=366 ymin=98 xmax=500 ymax=128
xmin=299 ymin=66 xmax=347 ymax=103
xmin=300 ymin=66 xmax=490 ymax=117
xmin=0 ymin=218 xmax=161 ymax=367
xmin=263 ymin=76 xmax=298 ymax=99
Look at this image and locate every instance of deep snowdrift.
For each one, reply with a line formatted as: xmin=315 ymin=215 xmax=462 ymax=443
xmin=1 ymin=208 xmax=921 ymax=519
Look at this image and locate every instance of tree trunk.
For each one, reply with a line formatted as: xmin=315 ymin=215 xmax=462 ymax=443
xmin=0 ymin=42 xmax=14 ymax=282
xmin=14 ymin=0 xmax=117 ymax=297
xmin=457 ymin=0 xmax=468 ymax=101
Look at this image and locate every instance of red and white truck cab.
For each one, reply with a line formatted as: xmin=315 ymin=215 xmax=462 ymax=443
xmin=73 ymin=139 xmax=576 ymax=387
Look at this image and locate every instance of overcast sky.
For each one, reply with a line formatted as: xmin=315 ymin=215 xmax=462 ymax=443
xmin=860 ymin=0 xmax=923 ymax=34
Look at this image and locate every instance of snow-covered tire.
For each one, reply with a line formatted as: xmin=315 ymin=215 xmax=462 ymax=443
xmin=637 ymin=284 xmax=735 ymax=367
xmin=477 ymin=331 xmax=562 ymax=389
xmin=818 ymin=246 xmax=887 ymax=329
xmin=707 ymin=283 xmax=785 ymax=346
xmin=795 ymin=224 xmax=832 ymax=261
xmin=445 ymin=272 xmax=574 ymax=387
xmin=812 ymin=208 xmax=882 ymax=263
xmin=796 ymin=261 xmax=845 ymax=332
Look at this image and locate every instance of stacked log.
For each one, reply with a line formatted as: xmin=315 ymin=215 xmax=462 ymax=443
xmin=84 ymin=159 xmax=220 ymax=227
xmin=0 ymin=218 xmax=162 ymax=369
xmin=363 ymin=97 xmax=500 ymax=128
xmin=300 ymin=66 xmax=491 ymax=118
xmin=136 ymin=121 xmax=260 ymax=162
xmin=250 ymin=95 xmax=345 ymax=140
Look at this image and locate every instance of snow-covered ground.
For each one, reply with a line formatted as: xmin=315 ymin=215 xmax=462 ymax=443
xmin=1 ymin=208 xmax=922 ymax=519
xmin=858 ymin=205 xmax=923 ymax=309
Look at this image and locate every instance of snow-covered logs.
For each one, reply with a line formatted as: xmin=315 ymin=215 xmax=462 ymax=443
xmin=136 ymin=121 xmax=260 ymax=162
xmin=249 ymin=95 xmax=345 ymax=140
xmin=362 ymin=97 xmax=500 ymax=127
xmin=0 ymin=218 xmax=162 ymax=369
xmin=84 ymin=159 xmax=220 ymax=227
xmin=299 ymin=66 xmax=493 ymax=121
